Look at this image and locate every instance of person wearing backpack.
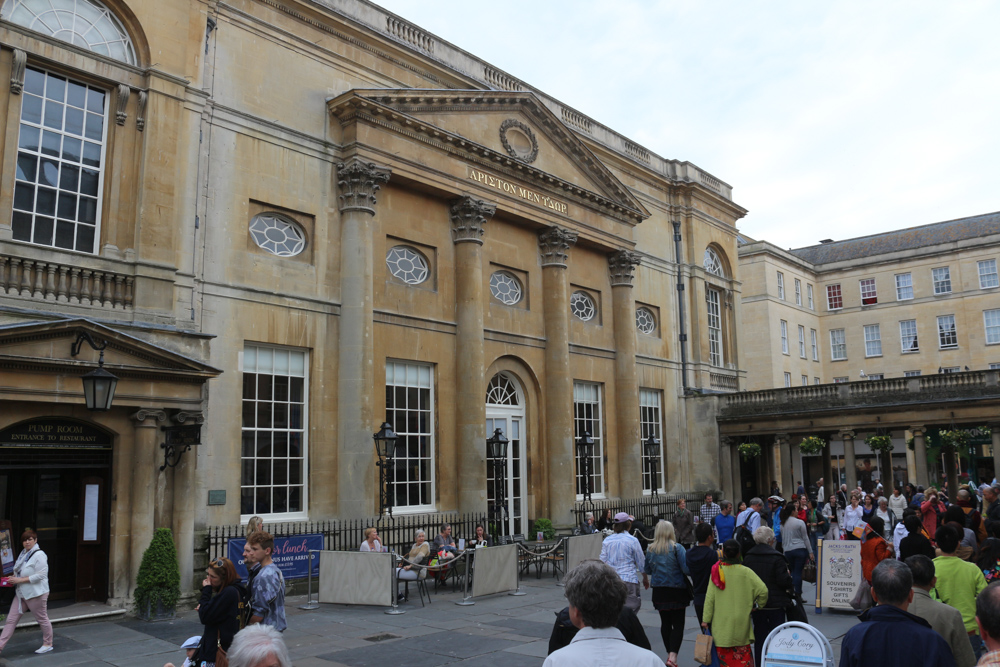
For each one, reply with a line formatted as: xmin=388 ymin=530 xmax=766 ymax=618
xmin=245 ymin=531 xmax=286 ymax=632
xmin=734 ymin=498 xmax=763 ymax=555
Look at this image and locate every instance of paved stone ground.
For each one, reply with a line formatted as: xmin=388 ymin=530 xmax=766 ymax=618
xmin=0 ymin=577 xmax=859 ymax=666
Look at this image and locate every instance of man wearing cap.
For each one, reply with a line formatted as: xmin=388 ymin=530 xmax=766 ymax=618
xmin=599 ymin=512 xmax=648 ymax=612
xmin=163 ymin=635 xmax=201 ymax=667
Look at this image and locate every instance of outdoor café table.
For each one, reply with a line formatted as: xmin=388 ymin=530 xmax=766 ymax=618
xmin=519 ymin=539 xmax=564 ymax=580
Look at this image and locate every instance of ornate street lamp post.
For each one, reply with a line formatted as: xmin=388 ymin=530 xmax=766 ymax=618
xmin=373 ymin=422 xmax=398 ymax=519
xmin=486 ymin=427 xmax=509 ymax=539
xmin=644 ymin=434 xmax=661 ymax=497
xmin=576 ymin=431 xmax=595 ymax=507
xmin=71 ymin=331 xmax=118 ymax=411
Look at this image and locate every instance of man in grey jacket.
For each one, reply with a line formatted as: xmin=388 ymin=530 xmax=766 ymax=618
xmin=904 ymin=555 xmax=976 ymax=667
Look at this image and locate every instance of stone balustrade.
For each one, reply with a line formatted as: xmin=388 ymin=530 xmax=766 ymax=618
xmin=0 ymin=254 xmax=134 ymax=309
xmin=721 ymin=371 xmax=1000 ymax=419
xmin=710 ymin=371 xmax=739 ymax=392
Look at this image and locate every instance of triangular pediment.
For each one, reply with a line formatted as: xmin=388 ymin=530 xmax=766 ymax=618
xmin=329 ymin=90 xmax=649 ymax=224
xmin=0 ymin=318 xmax=221 ymax=381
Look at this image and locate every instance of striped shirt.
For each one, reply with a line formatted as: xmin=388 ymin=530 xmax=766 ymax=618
xmin=599 ymin=532 xmax=645 ymax=584
xmin=700 ymin=502 xmax=721 ymax=524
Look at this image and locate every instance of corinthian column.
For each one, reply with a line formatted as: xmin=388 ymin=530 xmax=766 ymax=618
xmin=337 ymin=157 xmax=391 ymax=518
xmin=172 ymin=411 xmax=204 ymax=594
xmin=608 ymin=249 xmax=642 ymax=498
xmin=540 ymin=226 xmax=578 ymax=526
xmin=776 ymin=433 xmax=793 ymax=498
xmin=840 ymin=429 xmax=857 ymax=491
xmin=130 ymin=408 xmax=167 ymax=595
xmin=910 ymin=426 xmax=928 ymax=488
xmin=452 ymin=196 xmax=496 ymax=514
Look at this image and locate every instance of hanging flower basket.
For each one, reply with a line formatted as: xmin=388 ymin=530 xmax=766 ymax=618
xmin=738 ymin=442 xmax=762 ymax=459
xmin=865 ymin=434 xmax=894 ymax=454
xmin=798 ymin=436 xmax=826 ymax=455
xmin=939 ymin=429 xmax=970 ymax=452
xmin=906 ymin=436 xmax=915 ymax=451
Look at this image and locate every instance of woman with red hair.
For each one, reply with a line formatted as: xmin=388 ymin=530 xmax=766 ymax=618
xmin=193 ymin=557 xmax=243 ymax=666
xmin=0 ymin=529 xmax=53 ymax=656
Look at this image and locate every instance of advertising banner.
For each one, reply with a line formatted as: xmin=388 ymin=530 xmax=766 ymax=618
xmin=228 ymin=533 xmax=323 ymax=581
xmin=817 ymin=539 xmax=862 ymax=610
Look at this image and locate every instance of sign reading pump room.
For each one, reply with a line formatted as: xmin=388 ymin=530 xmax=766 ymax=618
xmin=0 ymin=418 xmax=113 ymax=449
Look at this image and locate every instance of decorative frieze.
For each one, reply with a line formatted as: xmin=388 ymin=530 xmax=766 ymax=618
xmin=336 ymin=157 xmax=391 ymax=215
xmin=115 ymin=84 xmax=130 ymax=125
xmin=538 ymin=227 xmax=577 ymax=268
xmin=136 ymin=90 xmax=147 ymax=131
xmin=9 ymin=49 xmax=26 ymax=95
xmin=449 ymin=196 xmax=496 ymax=244
xmin=608 ymin=249 xmax=641 ymax=287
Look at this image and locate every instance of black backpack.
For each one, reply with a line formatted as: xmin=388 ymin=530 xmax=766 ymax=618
xmin=734 ymin=511 xmax=758 ymax=555
xmin=233 ymin=580 xmax=251 ymax=629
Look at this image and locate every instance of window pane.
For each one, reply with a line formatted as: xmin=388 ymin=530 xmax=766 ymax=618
xmin=386 ymin=360 xmax=435 ymax=509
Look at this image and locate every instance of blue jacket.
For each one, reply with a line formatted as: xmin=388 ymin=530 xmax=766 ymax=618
xmin=838 ymin=604 xmax=956 ymax=667
xmin=644 ymin=544 xmax=689 ymax=588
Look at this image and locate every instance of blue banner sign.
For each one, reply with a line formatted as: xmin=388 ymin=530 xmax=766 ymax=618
xmin=227 ymin=533 xmax=323 ymax=581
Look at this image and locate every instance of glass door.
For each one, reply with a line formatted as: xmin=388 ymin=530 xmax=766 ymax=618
xmin=486 ymin=416 xmax=523 ymax=537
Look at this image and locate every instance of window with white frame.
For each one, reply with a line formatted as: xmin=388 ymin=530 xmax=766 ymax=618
xmin=941 ymin=366 xmax=960 ymax=373
xmin=784 ymin=372 xmax=792 ymax=387
xmin=12 ymin=67 xmax=108 ymax=253
xmin=833 ymin=376 xmax=849 ymax=383
xmin=991 ymin=363 xmax=1000 ymax=370
xmin=807 ymin=284 xmax=814 ymax=309
xmin=933 ymin=267 xmax=952 ymax=295
xmin=860 ymin=279 xmax=878 ymax=305
xmin=241 ymin=345 xmax=308 ymax=519
xmin=814 ymin=377 xmax=821 ymax=384
xmin=864 ymin=324 xmax=882 ymax=357
xmin=904 ymin=370 xmax=922 ymax=377
xmin=980 ymin=260 xmax=999 ymax=289
xmin=798 ymin=325 xmax=806 ymax=358
xmin=780 ymin=320 xmax=789 ymax=354
xmin=386 ymin=361 xmax=435 ymax=509
xmin=639 ymin=389 xmax=664 ymax=493
xmin=811 ymin=329 xmax=819 ymax=361
xmin=937 ymin=315 xmax=958 ymax=349
xmin=900 ymin=319 xmax=919 ymax=353
xmin=985 ymin=309 xmax=1000 ymax=345
xmin=707 ymin=288 xmax=723 ymax=366
xmin=827 ymin=284 xmax=843 ymax=310
xmin=866 ymin=373 xmax=884 ymax=381
xmin=704 ymin=247 xmax=725 ymax=277
xmin=2 ymin=0 xmax=138 ymax=65
xmin=795 ymin=279 xmax=802 ymax=305
xmin=830 ymin=329 xmax=847 ymax=360
xmin=574 ymin=382 xmax=604 ymax=498
xmin=777 ymin=272 xmax=785 ymax=300
xmin=895 ymin=273 xmax=913 ymax=300
xmin=801 ymin=375 xmax=808 ymax=386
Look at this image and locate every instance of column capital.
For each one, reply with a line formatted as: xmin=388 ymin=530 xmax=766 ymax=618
xmin=450 ymin=196 xmax=496 ymax=245
xmin=174 ymin=411 xmax=205 ymax=424
xmin=337 ymin=157 xmax=391 ymax=215
xmin=839 ymin=429 xmax=856 ymax=440
xmin=909 ymin=426 xmax=927 ymax=437
xmin=608 ymin=249 xmax=641 ymax=287
xmin=538 ymin=226 xmax=578 ymax=267
xmin=720 ymin=435 xmax=734 ymax=447
xmin=774 ymin=433 xmax=790 ymax=445
xmin=131 ymin=409 xmax=167 ymax=426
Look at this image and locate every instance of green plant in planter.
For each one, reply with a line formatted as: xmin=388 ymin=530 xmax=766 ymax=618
xmin=533 ymin=518 xmax=555 ymax=540
xmin=865 ymin=434 xmax=894 ymax=453
xmin=133 ymin=527 xmax=180 ymax=621
xmin=738 ymin=442 xmax=761 ymax=459
xmin=798 ymin=436 xmax=826 ymax=455
xmin=939 ymin=429 xmax=970 ymax=452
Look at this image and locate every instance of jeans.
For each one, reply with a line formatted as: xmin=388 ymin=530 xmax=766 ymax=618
xmin=971 ymin=633 xmax=985 ymax=660
xmin=785 ymin=548 xmax=809 ymax=598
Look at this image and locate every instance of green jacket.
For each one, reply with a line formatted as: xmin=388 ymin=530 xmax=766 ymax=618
xmin=703 ymin=563 xmax=768 ymax=648
xmin=933 ymin=555 xmax=988 ymax=633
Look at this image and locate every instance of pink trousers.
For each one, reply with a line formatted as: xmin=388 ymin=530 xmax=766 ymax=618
xmin=0 ymin=593 xmax=53 ymax=650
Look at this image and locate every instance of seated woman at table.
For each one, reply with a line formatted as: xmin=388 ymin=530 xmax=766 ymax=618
xmin=359 ymin=526 xmax=383 ymax=552
xmin=597 ymin=509 xmax=615 ymax=532
xmin=580 ymin=512 xmax=599 ymax=535
xmin=396 ymin=529 xmax=430 ymax=601
xmin=468 ymin=524 xmax=492 ymax=548
xmin=432 ymin=523 xmax=458 ymax=558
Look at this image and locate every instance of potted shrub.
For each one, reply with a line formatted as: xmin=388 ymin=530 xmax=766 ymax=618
xmin=133 ymin=527 xmax=180 ymax=621
xmin=798 ymin=436 xmax=826 ymax=455
xmin=738 ymin=442 xmax=761 ymax=459
xmin=532 ymin=518 xmax=555 ymax=541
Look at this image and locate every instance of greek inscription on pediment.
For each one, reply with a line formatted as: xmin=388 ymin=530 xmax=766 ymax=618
xmin=467 ymin=167 xmax=569 ymax=216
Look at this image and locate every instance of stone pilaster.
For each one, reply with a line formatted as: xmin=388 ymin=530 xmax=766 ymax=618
xmin=336 ymin=157 xmax=391 ymax=517
xmin=910 ymin=426 xmax=928 ymax=488
xmin=172 ymin=411 xmax=204 ymax=593
xmin=130 ymin=409 xmax=167 ymax=595
xmin=776 ymin=433 xmax=793 ymax=498
xmin=730 ymin=440 xmax=743 ymax=504
xmin=540 ymin=227 xmax=577 ymax=525
xmin=789 ymin=439 xmax=803 ymax=497
xmin=609 ymin=249 xmax=642 ymax=497
xmin=451 ymin=196 xmax=496 ymax=514
xmin=840 ymin=430 xmax=857 ymax=491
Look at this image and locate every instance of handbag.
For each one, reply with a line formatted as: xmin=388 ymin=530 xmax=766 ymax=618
xmin=694 ymin=629 xmax=715 ymax=666
xmin=802 ymin=561 xmax=817 ymax=584
xmin=215 ymin=638 xmax=229 ymax=667
xmin=785 ymin=597 xmax=808 ymax=623
xmin=850 ymin=579 xmax=873 ymax=611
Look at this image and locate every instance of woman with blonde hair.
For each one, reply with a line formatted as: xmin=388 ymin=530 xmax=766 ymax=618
xmin=359 ymin=526 xmax=383 ymax=552
xmin=246 ymin=516 xmax=263 ymax=536
xmin=643 ymin=520 xmax=690 ymax=667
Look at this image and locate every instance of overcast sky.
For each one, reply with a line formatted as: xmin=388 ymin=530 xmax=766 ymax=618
xmin=372 ymin=0 xmax=1000 ymax=249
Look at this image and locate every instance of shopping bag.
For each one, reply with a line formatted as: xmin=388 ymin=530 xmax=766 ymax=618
xmin=802 ymin=561 xmax=817 ymax=584
xmin=849 ymin=578 xmax=873 ymax=610
xmin=694 ymin=628 xmax=718 ymax=666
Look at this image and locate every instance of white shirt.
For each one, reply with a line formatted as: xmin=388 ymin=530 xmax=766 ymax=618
xmin=893 ymin=521 xmax=909 ymax=559
xmin=888 ymin=493 xmax=908 ymax=517
xmin=542 ymin=626 xmax=663 ymax=667
xmin=843 ymin=505 xmax=865 ymax=534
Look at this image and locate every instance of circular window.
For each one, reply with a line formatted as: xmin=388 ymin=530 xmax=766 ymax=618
xmin=386 ymin=246 xmax=428 ymax=284
xmin=636 ymin=307 xmax=655 ymax=334
xmin=570 ymin=291 xmax=595 ymax=321
xmin=490 ymin=271 xmax=522 ymax=305
xmin=249 ymin=214 xmax=306 ymax=257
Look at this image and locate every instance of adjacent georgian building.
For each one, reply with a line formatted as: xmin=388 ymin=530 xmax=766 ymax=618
xmin=0 ymin=0 xmax=746 ymax=605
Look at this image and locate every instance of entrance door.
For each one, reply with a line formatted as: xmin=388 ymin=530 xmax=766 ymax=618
xmin=486 ymin=373 xmax=525 ymax=537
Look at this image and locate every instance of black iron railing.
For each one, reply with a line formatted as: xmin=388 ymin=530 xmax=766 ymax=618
xmin=571 ymin=494 xmax=706 ymax=530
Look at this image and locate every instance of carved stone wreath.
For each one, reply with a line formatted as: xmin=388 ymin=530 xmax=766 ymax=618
xmin=499 ymin=118 xmax=539 ymax=164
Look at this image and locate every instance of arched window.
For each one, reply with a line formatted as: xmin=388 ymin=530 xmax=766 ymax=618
xmin=486 ymin=372 xmax=520 ymax=406
xmin=1 ymin=0 xmax=137 ymax=65
xmin=704 ymin=247 xmax=726 ymax=278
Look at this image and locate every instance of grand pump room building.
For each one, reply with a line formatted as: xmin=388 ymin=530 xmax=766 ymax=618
xmin=0 ymin=0 xmax=746 ymax=603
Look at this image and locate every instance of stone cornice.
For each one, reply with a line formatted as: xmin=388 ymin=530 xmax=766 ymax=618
xmin=449 ymin=196 xmax=496 ymax=245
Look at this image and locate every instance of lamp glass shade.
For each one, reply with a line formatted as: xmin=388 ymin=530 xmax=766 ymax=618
xmin=643 ymin=435 xmax=661 ymax=458
xmin=487 ymin=427 xmax=508 ymax=459
xmin=373 ymin=422 xmax=398 ymax=459
xmin=576 ymin=431 xmax=595 ymax=459
xmin=81 ymin=366 xmax=118 ymax=411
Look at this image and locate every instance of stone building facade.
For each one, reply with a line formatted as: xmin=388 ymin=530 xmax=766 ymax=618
xmin=0 ymin=0 xmax=745 ymax=605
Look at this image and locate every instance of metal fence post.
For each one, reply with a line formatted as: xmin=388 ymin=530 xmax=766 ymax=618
xmin=455 ymin=549 xmax=474 ymax=606
xmin=509 ymin=543 xmax=526 ymax=596
xmin=386 ymin=551 xmax=405 ymax=615
xmin=298 ymin=550 xmax=319 ymax=610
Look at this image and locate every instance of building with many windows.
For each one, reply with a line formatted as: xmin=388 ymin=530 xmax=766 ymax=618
xmin=0 ymin=0 xmax=746 ymax=605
